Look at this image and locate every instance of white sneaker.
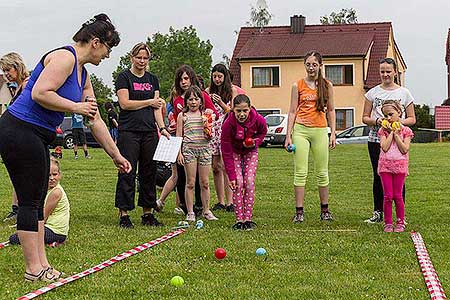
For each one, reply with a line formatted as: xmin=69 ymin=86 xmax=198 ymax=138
xmin=173 ymin=207 xmax=184 ymax=215
xmin=364 ymin=211 xmax=383 ymax=223
xmin=202 ymin=210 xmax=218 ymax=221
xmin=186 ymin=212 xmax=196 ymax=222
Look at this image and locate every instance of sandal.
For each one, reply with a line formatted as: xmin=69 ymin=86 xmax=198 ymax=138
xmin=42 ymin=267 xmax=63 ymax=282
xmin=24 ymin=269 xmax=46 ymax=282
xmin=203 ymin=210 xmax=218 ymax=221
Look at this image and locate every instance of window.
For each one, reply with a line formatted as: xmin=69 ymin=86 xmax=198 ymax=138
xmin=252 ymin=66 xmax=279 ymax=87
xmin=257 ymin=109 xmax=281 ymax=117
xmin=325 ymin=65 xmax=353 ymax=85
xmin=335 ymin=109 xmax=354 ymax=131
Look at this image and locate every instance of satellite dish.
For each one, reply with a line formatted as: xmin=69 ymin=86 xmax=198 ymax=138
xmin=256 ymin=0 xmax=268 ymax=10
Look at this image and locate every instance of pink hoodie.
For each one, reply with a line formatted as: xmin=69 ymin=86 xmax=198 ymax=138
xmin=220 ymin=107 xmax=267 ymax=181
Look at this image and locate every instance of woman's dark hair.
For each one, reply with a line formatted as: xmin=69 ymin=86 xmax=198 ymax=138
xmin=233 ymin=94 xmax=251 ymax=107
xmin=196 ymin=75 xmax=205 ymax=91
xmin=209 ymin=63 xmax=233 ymax=104
xmin=183 ymin=86 xmax=204 ymax=113
xmin=174 ymin=65 xmax=199 ymax=96
xmin=73 ymin=13 xmax=120 ymax=48
xmin=304 ymin=50 xmax=329 ymax=112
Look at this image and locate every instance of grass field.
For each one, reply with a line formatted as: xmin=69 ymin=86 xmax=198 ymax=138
xmin=1 ymin=143 xmax=449 ymax=299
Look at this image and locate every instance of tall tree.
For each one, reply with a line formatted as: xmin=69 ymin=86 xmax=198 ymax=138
xmin=246 ymin=0 xmax=273 ymax=29
xmin=90 ymin=73 xmax=113 ymax=121
xmin=112 ymin=25 xmax=213 ymax=99
xmin=320 ymin=8 xmax=358 ymax=25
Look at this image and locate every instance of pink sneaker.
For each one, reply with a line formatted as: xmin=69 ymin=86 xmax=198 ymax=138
xmin=202 ymin=210 xmax=218 ymax=221
xmin=394 ymin=223 xmax=405 ymax=233
xmin=384 ymin=224 xmax=394 ymax=232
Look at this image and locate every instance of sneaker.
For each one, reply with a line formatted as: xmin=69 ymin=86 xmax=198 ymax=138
xmin=85 ymin=155 xmax=92 ymax=159
xmin=394 ymin=223 xmax=405 ymax=233
xmin=232 ymin=222 xmax=244 ymax=230
xmin=74 ymin=155 xmax=78 ymax=160
xmin=292 ymin=212 xmax=304 ymax=223
xmin=384 ymin=224 xmax=394 ymax=232
xmin=3 ymin=211 xmax=17 ymax=223
xmin=119 ymin=215 xmax=134 ymax=228
xmin=364 ymin=211 xmax=383 ymax=223
xmin=320 ymin=210 xmax=333 ymax=221
xmin=155 ymin=199 xmax=165 ymax=212
xmin=225 ymin=204 xmax=235 ymax=212
xmin=212 ymin=203 xmax=226 ymax=211
xmin=141 ymin=213 xmax=163 ymax=227
xmin=173 ymin=207 xmax=184 ymax=215
xmin=202 ymin=210 xmax=218 ymax=221
xmin=244 ymin=221 xmax=257 ymax=231
xmin=186 ymin=212 xmax=196 ymax=222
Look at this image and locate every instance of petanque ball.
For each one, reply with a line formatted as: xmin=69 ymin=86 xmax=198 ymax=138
xmin=170 ymin=275 xmax=185 ymax=287
xmin=256 ymin=247 xmax=267 ymax=256
xmin=215 ymin=248 xmax=227 ymax=259
xmin=287 ymin=144 xmax=296 ymax=152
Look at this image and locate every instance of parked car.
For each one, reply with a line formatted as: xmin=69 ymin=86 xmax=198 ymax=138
xmin=51 ymin=117 xmax=100 ymax=149
xmin=263 ymin=114 xmax=288 ymax=146
xmin=336 ymin=125 xmax=369 ymax=144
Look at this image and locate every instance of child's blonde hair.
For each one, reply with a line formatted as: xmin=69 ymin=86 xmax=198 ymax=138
xmin=50 ymin=156 xmax=61 ymax=172
xmin=381 ymin=100 xmax=402 ymax=114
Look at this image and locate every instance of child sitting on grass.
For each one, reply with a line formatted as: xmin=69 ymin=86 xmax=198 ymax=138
xmin=221 ymin=95 xmax=267 ymax=230
xmin=9 ymin=157 xmax=69 ymax=246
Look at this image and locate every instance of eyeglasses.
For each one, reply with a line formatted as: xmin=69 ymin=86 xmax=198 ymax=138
xmin=103 ymin=42 xmax=112 ymax=55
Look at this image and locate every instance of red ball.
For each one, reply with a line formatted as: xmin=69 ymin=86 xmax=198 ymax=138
xmin=215 ymin=248 xmax=227 ymax=260
xmin=244 ymin=137 xmax=254 ymax=147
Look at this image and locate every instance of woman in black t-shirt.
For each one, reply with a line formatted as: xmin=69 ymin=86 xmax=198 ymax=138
xmin=114 ymin=42 xmax=170 ymax=228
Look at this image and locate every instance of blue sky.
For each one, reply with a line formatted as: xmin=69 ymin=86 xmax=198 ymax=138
xmin=1 ymin=0 xmax=449 ymax=106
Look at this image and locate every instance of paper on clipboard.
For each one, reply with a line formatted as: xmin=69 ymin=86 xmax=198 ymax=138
xmin=153 ymin=136 xmax=182 ymax=163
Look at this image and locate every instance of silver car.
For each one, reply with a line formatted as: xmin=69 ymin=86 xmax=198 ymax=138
xmin=336 ymin=125 xmax=369 ymax=144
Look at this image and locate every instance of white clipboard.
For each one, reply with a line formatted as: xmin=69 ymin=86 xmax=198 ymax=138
xmin=153 ymin=136 xmax=182 ymax=163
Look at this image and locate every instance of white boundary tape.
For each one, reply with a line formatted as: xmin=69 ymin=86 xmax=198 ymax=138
xmin=410 ymin=231 xmax=447 ymax=300
xmin=17 ymin=229 xmax=185 ymax=300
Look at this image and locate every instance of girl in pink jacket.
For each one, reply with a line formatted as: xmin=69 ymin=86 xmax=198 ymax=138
xmin=221 ymin=95 xmax=267 ymax=230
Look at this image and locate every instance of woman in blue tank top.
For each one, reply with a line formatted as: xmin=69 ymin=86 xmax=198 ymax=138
xmin=0 ymin=13 xmax=131 ymax=283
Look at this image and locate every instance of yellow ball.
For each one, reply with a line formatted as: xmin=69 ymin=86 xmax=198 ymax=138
xmin=170 ymin=276 xmax=184 ymax=287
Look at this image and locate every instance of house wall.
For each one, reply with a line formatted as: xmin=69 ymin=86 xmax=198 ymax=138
xmin=239 ymin=57 xmax=367 ymax=128
xmin=0 ymin=82 xmax=12 ymax=115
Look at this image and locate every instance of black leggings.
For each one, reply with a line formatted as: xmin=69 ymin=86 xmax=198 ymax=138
xmin=0 ymin=112 xmax=55 ymax=231
xmin=368 ymin=141 xmax=405 ymax=212
xmin=176 ymin=164 xmax=202 ymax=213
xmin=9 ymin=226 xmax=66 ymax=245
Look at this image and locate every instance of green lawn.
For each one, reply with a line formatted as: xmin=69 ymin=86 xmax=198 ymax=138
xmin=1 ymin=143 xmax=449 ymax=299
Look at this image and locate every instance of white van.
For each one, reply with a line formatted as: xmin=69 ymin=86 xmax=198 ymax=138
xmin=263 ymin=114 xmax=288 ymax=146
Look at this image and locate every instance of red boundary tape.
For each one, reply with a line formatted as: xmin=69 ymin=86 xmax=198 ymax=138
xmin=0 ymin=241 xmax=9 ymax=249
xmin=17 ymin=229 xmax=185 ymax=300
xmin=410 ymin=231 xmax=447 ymax=300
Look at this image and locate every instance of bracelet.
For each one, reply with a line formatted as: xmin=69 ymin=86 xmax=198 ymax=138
xmin=159 ymin=127 xmax=167 ymax=133
xmin=375 ymin=118 xmax=379 ymax=126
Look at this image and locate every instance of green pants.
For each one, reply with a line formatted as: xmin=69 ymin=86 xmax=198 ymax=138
xmin=292 ymin=124 xmax=329 ymax=187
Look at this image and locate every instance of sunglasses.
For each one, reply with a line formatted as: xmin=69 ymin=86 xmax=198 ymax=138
xmin=379 ymin=58 xmax=396 ymax=65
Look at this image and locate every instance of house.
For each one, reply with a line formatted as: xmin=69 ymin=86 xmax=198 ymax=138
xmin=230 ymin=15 xmax=407 ymax=130
xmin=0 ymin=75 xmax=12 ymax=115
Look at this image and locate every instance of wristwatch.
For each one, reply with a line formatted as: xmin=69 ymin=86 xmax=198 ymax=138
xmin=159 ymin=127 xmax=167 ymax=133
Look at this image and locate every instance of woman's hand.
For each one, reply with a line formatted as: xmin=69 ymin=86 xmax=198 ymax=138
xmin=150 ymin=98 xmax=164 ymax=109
xmin=284 ymin=135 xmax=292 ymax=151
xmin=177 ymin=153 xmax=185 ymax=166
xmin=74 ymin=101 xmax=98 ymax=118
xmin=210 ymin=93 xmax=221 ymax=104
xmin=161 ymin=129 xmax=171 ymax=139
xmin=329 ymin=133 xmax=336 ymax=149
xmin=113 ymin=155 xmax=132 ymax=173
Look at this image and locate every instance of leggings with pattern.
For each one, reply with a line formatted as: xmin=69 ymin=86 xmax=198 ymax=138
xmin=232 ymin=151 xmax=259 ymax=221
xmin=292 ymin=124 xmax=329 ymax=187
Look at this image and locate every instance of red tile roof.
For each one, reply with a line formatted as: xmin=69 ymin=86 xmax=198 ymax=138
xmin=230 ymin=22 xmax=393 ymax=89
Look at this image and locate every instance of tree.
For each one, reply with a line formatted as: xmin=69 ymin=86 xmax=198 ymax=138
xmin=90 ymin=73 xmax=113 ymax=121
xmin=112 ymin=26 xmax=213 ymax=99
xmin=412 ymin=104 xmax=434 ymax=130
xmin=246 ymin=0 xmax=273 ymax=29
xmin=320 ymin=8 xmax=358 ymax=25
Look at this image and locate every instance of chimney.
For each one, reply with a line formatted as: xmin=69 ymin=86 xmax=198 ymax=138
xmin=290 ymin=15 xmax=305 ymax=34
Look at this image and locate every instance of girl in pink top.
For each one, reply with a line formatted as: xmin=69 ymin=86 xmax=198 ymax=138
xmin=221 ymin=95 xmax=267 ymax=230
xmin=378 ymin=100 xmax=414 ymax=233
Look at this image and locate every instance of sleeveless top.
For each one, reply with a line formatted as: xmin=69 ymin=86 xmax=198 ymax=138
xmin=295 ymin=79 xmax=327 ymax=128
xmin=45 ymin=184 xmax=70 ymax=236
xmin=183 ymin=114 xmax=209 ymax=148
xmin=8 ymin=45 xmax=87 ymax=132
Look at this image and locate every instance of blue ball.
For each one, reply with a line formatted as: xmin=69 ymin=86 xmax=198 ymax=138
xmin=287 ymin=144 xmax=296 ymax=152
xmin=256 ymin=247 xmax=267 ymax=256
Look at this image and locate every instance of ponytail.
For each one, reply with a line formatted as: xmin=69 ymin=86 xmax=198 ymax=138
xmin=304 ymin=50 xmax=329 ymax=112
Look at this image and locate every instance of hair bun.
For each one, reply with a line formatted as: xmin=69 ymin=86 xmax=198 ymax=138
xmin=93 ymin=13 xmax=111 ymax=23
